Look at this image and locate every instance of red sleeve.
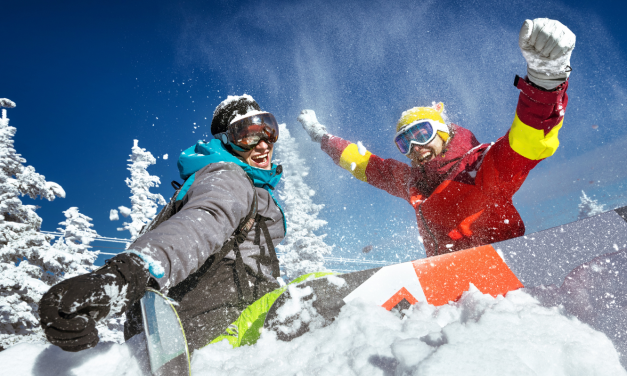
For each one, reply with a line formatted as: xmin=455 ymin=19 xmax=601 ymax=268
xmin=321 ymin=134 xmax=414 ymax=202
xmin=321 ymin=134 xmax=351 ymax=164
xmin=477 ymin=77 xmax=570 ymax=197
xmin=364 ymin=155 xmax=413 ymax=202
xmin=476 ymin=136 xmax=540 ymax=198
xmin=515 ymin=76 xmax=568 ymax=134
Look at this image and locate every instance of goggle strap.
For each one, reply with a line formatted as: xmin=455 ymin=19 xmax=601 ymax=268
xmin=229 ymin=142 xmax=248 ymax=152
xmin=215 ymin=132 xmax=229 ymax=145
xmin=229 ymin=111 xmax=271 ymax=125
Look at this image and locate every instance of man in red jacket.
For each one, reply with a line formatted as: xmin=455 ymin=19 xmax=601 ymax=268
xmin=298 ymin=18 xmax=576 ymax=257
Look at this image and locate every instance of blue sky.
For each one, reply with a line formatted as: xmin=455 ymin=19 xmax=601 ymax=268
xmin=3 ymin=0 xmax=627 ymax=268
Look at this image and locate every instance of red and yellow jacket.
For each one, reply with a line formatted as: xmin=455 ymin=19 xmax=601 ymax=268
xmin=321 ymin=77 xmax=569 ymax=257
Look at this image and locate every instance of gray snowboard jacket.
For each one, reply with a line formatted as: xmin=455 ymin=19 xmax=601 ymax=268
xmin=127 ymin=140 xmax=285 ymax=292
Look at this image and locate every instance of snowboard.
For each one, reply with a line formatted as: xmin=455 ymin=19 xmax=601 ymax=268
xmin=140 ymin=288 xmax=191 ymax=376
xmin=263 ymin=205 xmax=627 ymax=341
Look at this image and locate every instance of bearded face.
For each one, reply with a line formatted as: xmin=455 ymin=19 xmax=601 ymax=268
xmin=407 ymin=134 xmax=445 ymax=167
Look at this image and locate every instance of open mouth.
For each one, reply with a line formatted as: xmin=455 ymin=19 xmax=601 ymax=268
xmin=251 ymin=153 xmax=269 ymax=166
xmin=418 ymin=150 xmax=433 ymax=162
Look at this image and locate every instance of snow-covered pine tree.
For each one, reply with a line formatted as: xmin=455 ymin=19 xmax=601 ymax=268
xmin=51 ymin=207 xmax=99 ymax=279
xmin=274 ymin=123 xmax=332 ymax=281
xmin=578 ymin=190 xmax=606 ymax=220
xmin=50 ymin=207 xmax=124 ymax=343
xmin=0 ymin=99 xmax=66 ymax=350
xmin=115 ymin=140 xmax=166 ymax=241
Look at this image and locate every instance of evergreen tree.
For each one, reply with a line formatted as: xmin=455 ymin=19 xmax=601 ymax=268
xmin=114 ymin=140 xmax=166 ymax=241
xmin=50 ymin=208 xmax=125 ymax=343
xmin=578 ymin=190 xmax=606 ymax=220
xmin=274 ymin=124 xmax=332 ymax=281
xmin=0 ymin=100 xmax=66 ymax=350
xmin=51 ymin=207 xmax=99 ymax=279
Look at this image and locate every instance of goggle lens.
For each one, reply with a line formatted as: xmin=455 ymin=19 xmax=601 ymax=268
xmin=394 ymin=121 xmax=435 ymax=155
xmin=229 ymin=113 xmax=279 ymax=149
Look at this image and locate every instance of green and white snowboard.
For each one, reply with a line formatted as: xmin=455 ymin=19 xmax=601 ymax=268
xmin=140 ymin=288 xmax=191 ymax=376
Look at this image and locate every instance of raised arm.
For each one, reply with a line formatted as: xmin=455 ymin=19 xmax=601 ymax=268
xmin=298 ymin=110 xmax=414 ymax=202
xmin=509 ymin=18 xmax=574 ymax=160
xmin=477 ymin=19 xmax=574 ymax=196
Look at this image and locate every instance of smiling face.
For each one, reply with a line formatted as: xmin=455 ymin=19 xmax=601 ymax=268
xmin=232 ymin=139 xmax=274 ymax=170
xmin=407 ymin=134 xmax=445 ymax=167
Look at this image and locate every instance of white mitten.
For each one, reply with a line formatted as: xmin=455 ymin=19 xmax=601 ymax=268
xmin=297 ymin=109 xmax=328 ymax=143
xmin=519 ymin=18 xmax=576 ymax=90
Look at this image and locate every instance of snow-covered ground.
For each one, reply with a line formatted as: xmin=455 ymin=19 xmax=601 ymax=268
xmin=3 ymin=260 xmax=626 ymax=376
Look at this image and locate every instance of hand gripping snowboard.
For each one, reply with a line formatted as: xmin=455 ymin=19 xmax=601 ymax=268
xmin=264 ymin=206 xmax=627 ymax=342
xmin=140 ymin=289 xmax=191 ymax=376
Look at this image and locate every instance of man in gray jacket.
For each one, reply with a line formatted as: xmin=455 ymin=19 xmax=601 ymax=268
xmin=38 ymin=95 xmax=286 ymax=352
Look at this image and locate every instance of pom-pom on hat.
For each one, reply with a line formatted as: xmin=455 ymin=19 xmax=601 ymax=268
xmin=211 ymin=94 xmax=261 ymax=136
xmin=396 ymin=102 xmax=450 ymax=142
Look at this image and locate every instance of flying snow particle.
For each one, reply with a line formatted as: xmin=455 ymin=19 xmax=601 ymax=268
xmin=109 ymin=209 xmax=119 ymax=221
xmin=495 ymin=248 xmax=505 ymax=261
xmin=326 ymin=274 xmax=346 ymax=288
xmin=357 ymin=141 xmax=367 ymax=156
xmin=163 ymin=154 xmax=169 ymax=160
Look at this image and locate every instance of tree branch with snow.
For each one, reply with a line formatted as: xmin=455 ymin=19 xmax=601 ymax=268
xmin=578 ymin=190 xmax=606 ymax=220
xmin=0 ymin=101 xmax=67 ymax=350
xmin=114 ymin=140 xmax=166 ymax=241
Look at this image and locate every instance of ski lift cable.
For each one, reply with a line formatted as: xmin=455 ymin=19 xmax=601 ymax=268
xmin=42 ymin=231 xmax=130 ymax=244
xmin=322 ymin=257 xmax=390 ymax=265
xmin=42 ymin=231 xmax=394 ymax=267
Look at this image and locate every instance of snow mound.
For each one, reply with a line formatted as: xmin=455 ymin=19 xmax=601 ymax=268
xmin=0 ymin=286 xmax=624 ymax=375
xmin=0 ymin=334 xmax=150 ymax=376
xmin=194 ymin=285 xmax=624 ymax=376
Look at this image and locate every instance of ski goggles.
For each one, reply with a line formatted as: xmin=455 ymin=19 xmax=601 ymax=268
xmin=226 ymin=112 xmax=279 ymax=150
xmin=393 ymin=119 xmax=448 ymax=155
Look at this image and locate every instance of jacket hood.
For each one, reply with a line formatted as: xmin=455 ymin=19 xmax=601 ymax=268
xmin=178 ymin=139 xmax=283 ymax=191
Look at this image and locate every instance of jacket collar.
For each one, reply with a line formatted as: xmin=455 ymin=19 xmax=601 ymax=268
xmin=178 ymin=139 xmax=282 ymax=191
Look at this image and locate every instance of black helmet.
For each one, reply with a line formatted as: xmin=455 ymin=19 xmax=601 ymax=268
xmin=210 ymin=95 xmax=261 ymax=136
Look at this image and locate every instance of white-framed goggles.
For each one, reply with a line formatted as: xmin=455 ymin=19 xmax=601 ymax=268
xmin=220 ymin=112 xmax=279 ymax=151
xmin=393 ymin=119 xmax=448 ymax=155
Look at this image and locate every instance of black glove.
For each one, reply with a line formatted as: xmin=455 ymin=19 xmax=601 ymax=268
xmin=38 ymin=253 xmax=151 ymax=352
